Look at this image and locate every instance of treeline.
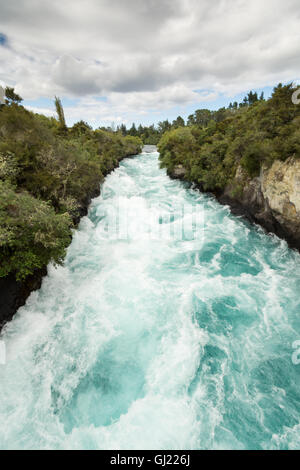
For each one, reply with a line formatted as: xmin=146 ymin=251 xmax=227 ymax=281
xmin=118 ymin=117 xmax=186 ymax=145
xmin=100 ymin=122 xmax=170 ymax=145
xmin=0 ymin=89 xmax=142 ymax=280
xmin=158 ymin=83 xmax=300 ymax=192
xmin=102 ymin=90 xmax=266 ymax=145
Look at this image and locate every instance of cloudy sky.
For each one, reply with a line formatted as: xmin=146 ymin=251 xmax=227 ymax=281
xmin=0 ymin=0 xmax=299 ymax=127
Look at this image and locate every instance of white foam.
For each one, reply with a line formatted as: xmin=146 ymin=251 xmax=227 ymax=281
xmin=1 ymin=152 xmax=300 ymax=449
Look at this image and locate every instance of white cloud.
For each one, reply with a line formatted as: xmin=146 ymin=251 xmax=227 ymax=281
xmin=0 ymin=0 xmax=299 ymax=124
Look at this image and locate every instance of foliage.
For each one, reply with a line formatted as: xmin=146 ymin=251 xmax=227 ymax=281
xmin=0 ymin=181 xmax=72 ymax=280
xmin=158 ymin=84 xmax=300 ymax=191
xmin=101 ymin=117 xmax=185 ymax=145
xmin=0 ymin=90 xmax=142 ymax=280
xmin=54 ymin=96 xmax=67 ymax=132
xmin=0 ymin=152 xmax=20 ymax=182
xmin=5 ymin=87 xmax=23 ymax=105
xmin=111 ymin=88 xmax=265 ymax=145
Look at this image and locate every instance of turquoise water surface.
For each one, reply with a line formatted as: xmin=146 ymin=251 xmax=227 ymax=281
xmin=0 ymin=150 xmax=300 ymax=449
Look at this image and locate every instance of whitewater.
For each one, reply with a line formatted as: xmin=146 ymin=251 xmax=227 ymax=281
xmin=0 ymin=149 xmax=300 ymax=450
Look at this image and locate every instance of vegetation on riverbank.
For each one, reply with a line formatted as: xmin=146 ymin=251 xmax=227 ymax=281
xmin=101 ymin=116 xmax=187 ymax=145
xmin=0 ymin=89 xmax=142 ymax=280
xmin=158 ymin=84 xmax=300 ymax=192
xmin=103 ymin=93 xmax=267 ymax=145
xmin=1 ymin=83 xmax=299 ymax=282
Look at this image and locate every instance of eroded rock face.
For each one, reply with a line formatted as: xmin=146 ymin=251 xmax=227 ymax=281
xmin=168 ymin=165 xmax=187 ymax=180
xmin=221 ymin=159 xmax=300 ymax=250
xmin=162 ymin=158 xmax=300 ymax=250
xmin=262 ymin=159 xmax=300 ymax=236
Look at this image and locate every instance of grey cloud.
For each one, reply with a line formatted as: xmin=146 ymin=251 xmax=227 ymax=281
xmin=0 ymin=0 xmax=299 ymax=117
xmin=109 ymin=57 xmax=172 ymax=93
xmin=53 ymin=54 xmax=171 ymax=95
xmin=53 ymin=56 xmax=103 ymax=95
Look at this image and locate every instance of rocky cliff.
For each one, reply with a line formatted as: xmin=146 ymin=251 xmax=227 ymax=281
xmin=169 ymin=158 xmax=300 ymax=251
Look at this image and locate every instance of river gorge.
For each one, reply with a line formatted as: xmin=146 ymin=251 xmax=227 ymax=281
xmin=0 ymin=149 xmax=300 ymax=450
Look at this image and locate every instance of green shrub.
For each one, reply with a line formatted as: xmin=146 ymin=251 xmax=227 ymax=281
xmin=158 ymin=84 xmax=300 ymax=191
xmin=0 ymin=181 xmax=72 ymax=280
xmin=0 ymin=99 xmax=142 ymax=280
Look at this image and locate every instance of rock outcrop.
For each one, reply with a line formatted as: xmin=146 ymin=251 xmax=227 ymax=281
xmin=220 ymin=158 xmax=300 ymax=250
xmin=167 ymin=165 xmax=187 ymax=180
xmin=262 ymin=158 xmax=300 ymax=240
xmin=171 ymin=158 xmax=300 ymax=251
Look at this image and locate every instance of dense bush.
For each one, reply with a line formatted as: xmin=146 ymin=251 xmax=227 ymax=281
xmin=0 ymin=181 xmax=72 ymax=280
xmin=158 ymin=84 xmax=300 ymax=191
xmin=0 ymin=97 xmax=142 ymax=280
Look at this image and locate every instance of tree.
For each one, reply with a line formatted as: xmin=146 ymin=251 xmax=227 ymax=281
xmin=158 ymin=120 xmax=172 ymax=133
xmin=5 ymin=87 xmax=23 ymax=105
xmin=0 ymin=180 xmax=72 ymax=280
xmin=172 ymin=116 xmax=185 ymax=128
xmin=187 ymin=114 xmax=195 ymax=126
xmin=158 ymin=83 xmax=300 ymax=195
xmin=212 ymin=107 xmax=227 ymax=123
xmin=119 ymin=124 xmax=127 ymax=136
xmin=239 ymin=91 xmax=259 ymax=108
xmin=248 ymin=91 xmax=258 ymax=105
xmin=70 ymin=120 xmax=92 ymax=137
xmin=128 ymin=123 xmax=137 ymax=136
xmin=0 ymin=96 xmax=143 ymax=282
xmin=193 ymin=109 xmax=212 ymax=127
xmin=54 ymin=96 xmax=67 ymax=131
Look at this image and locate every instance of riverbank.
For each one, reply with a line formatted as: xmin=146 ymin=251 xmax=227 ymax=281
xmin=159 ymin=84 xmax=300 ymax=253
xmin=166 ymin=160 xmax=300 ymax=252
xmin=0 ymin=150 xmax=142 ymax=331
xmin=0 ymin=100 xmax=142 ymax=330
xmin=1 ymin=150 xmax=300 ymax=450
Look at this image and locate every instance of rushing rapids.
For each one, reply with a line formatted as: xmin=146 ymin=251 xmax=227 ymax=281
xmin=0 ymin=149 xmax=300 ymax=450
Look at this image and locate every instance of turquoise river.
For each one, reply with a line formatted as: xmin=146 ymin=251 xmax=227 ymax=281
xmin=0 ymin=150 xmax=300 ymax=450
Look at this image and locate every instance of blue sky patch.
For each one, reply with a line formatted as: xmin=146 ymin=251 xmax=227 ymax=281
xmin=0 ymin=33 xmax=8 ymax=46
